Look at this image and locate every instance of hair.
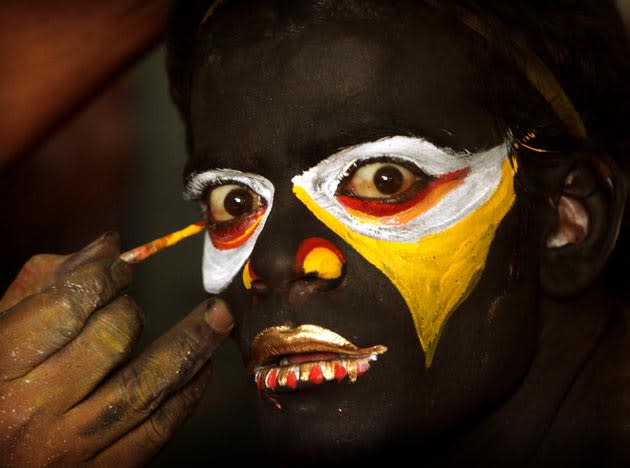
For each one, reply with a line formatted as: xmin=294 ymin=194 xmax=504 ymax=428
xmin=165 ymin=0 xmax=630 ymax=291
xmin=166 ymin=0 xmax=629 ymax=150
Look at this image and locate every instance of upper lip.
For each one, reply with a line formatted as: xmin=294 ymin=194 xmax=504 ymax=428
xmin=246 ymin=324 xmax=387 ymax=373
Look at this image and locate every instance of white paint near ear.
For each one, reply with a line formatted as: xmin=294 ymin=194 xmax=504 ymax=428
xmin=546 ymin=195 xmax=589 ymax=248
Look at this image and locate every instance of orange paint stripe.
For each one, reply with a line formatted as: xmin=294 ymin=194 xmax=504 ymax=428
xmin=345 ymin=177 xmax=465 ymax=225
xmin=211 ymin=215 xmax=264 ymax=250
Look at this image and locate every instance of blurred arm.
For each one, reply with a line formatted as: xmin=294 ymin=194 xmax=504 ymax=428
xmin=0 ymin=0 xmax=172 ymax=169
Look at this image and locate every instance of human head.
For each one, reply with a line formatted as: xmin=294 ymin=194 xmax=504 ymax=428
xmin=166 ymin=0 xmax=630 ymax=462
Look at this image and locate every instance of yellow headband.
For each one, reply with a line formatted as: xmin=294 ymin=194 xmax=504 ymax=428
xmin=423 ymin=0 xmax=587 ymax=141
xmin=201 ymin=0 xmax=225 ymax=26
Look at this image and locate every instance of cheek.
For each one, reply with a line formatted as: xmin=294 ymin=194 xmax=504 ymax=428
xmin=294 ymin=159 xmax=517 ymax=366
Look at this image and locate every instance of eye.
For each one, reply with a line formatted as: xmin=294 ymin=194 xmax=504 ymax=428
xmin=334 ymin=158 xmax=470 ymax=221
xmin=204 ymin=183 xmax=267 ymax=250
xmin=335 ymin=159 xmax=441 ymax=219
xmin=207 ymin=184 xmax=262 ymax=222
xmin=336 ymin=161 xmax=426 ymax=200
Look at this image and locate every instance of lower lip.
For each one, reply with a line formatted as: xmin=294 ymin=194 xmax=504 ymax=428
xmin=254 ymin=354 xmax=378 ymax=392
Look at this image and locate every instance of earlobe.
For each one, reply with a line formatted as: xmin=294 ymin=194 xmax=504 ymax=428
xmin=540 ymin=153 xmax=627 ymax=298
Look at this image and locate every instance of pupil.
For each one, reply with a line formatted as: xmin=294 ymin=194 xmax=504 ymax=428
xmin=374 ymin=166 xmax=404 ymax=195
xmin=224 ymin=188 xmax=254 ymax=217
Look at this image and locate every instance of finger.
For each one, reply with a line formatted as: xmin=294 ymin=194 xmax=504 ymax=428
xmin=67 ymin=298 xmax=233 ymax=453
xmin=20 ymin=295 xmax=143 ymax=411
xmin=57 ymin=232 xmax=122 ymax=277
xmin=0 ymin=254 xmax=66 ymax=311
xmin=0 ymin=258 xmax=133 ymax=380
xmin=0 ymin=232 xmax=120 ymax=311
xmin=90 ymin=363 xmax=212 ymax=468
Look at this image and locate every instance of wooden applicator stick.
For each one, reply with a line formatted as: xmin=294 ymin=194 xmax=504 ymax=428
xmin=120 ymin=220 xmax=206 ymax=264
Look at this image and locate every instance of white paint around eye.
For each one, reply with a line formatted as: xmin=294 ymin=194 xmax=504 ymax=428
xmin=184 ymin=168 xmax=274 ymax=202
xmin=183 ymin=169 xmax=275 ymax=294
xmin=292 ymin=135 xmax=510 ymax=243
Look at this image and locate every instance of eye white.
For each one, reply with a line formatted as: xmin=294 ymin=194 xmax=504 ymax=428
xmin=292 ymin=135 xmax=510 ymax=242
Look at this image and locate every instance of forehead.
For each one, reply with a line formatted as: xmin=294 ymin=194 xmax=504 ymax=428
xmin=188 ymin=4 xmax=506 ymax=178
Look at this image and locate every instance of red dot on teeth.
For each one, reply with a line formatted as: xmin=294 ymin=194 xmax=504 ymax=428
xmin=268 ymin=369 xmax=278 ymax=389
xmin=357 ymin=360 xmax=370 ymax=376
xmin=334 ymin=363 xmax=347 ymax=381
xmin=309 ymin=365 xmax=324 ymax=385
xmin=287 ymin=371 xmax=298 ymax=389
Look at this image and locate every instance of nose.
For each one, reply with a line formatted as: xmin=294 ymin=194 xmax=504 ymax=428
xmin=245 ymin=201 xmax=346 ymax=300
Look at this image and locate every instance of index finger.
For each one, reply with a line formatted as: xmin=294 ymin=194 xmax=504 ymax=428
xmin=67 ymin=298 xmax=233 ymax=453
xmin=0 ymin=258 xmax=133 ymax=380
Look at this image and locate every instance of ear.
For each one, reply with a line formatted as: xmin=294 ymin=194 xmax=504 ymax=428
xmin=540 ymin=152 xmax=627 ymax=298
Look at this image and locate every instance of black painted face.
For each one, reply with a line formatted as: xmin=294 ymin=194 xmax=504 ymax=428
xmin=187 ymin=3 xmax=544 ymax=462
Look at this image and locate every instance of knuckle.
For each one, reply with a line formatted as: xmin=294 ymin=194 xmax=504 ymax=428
xmin=117 ymin=295 xmax=145 ymax=327
xmin=91 ymin=314 xmax=139 ymax=359
xmin=40 ymin=289 xmax=85 ymax=339
xmin=144 ymin=411 xmax=175 ymax=446
xmin=170 ymin=329 xmax=206 ymax=379
xmin=69 ymin=262 xmax=115 ymax=304
xmin=119 ymin=362 xmax=168 ymax=414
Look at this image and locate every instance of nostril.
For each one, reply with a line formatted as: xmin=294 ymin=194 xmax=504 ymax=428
xmin=287 ymin=276 xmax=343 ymax=304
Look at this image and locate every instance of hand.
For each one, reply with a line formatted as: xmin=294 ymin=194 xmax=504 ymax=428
xmin=0 ymin=233 xmax=233 ymax=467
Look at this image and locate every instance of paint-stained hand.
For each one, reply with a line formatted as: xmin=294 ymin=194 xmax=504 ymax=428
xmin=0 ymin=233 xmax=233 ymax=467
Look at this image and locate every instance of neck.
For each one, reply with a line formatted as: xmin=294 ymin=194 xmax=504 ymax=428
xmin=435 ymin=280 xmax=613 ymax=465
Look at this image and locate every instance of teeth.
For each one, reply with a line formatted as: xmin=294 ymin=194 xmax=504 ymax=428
xmin=255 ymin=354 xmax=379 ymax=392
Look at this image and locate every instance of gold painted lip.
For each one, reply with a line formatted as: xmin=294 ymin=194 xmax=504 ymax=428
xmin=246 ymin=324 xmax=387 ymax=374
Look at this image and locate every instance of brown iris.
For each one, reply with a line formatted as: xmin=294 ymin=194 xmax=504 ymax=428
xmin=206 ymin=183 xmax=263 ymax=223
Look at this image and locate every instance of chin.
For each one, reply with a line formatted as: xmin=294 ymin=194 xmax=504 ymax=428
xmin=252 ymin=368 xmax=413 ymax=464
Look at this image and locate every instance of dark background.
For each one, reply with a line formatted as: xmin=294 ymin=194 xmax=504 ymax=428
xmin=0 ymin=2 xmax=628 ymax=464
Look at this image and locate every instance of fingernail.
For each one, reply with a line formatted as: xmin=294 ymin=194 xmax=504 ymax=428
xmin=204 ymin=298 xmax=234 ymax=334
xmin=110 ymin=258 xmax=133 ymax=287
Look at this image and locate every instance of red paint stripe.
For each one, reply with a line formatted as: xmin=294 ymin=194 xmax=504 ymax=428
xmin=287 ymin=371 xmax=298 ymax=389
xmin=209 ymin=206 xmax=266 ymax=250
xmin=309 ymin=365 xmax=324 ymax=385
xmin=334 ymin=363 xmax=347 ymax=382
xmin=268 ymin=369 xmax=278 ymax=389
xmin=247 ymin=260 xmax=260 ymax=281
xmin=294 ymin=237 xmax=346 ymax=274
xmin=336 ymin=168 xmax=469 ymax=217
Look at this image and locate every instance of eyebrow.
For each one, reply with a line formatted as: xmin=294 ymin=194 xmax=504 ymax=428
xmin=188 ymin=124 xmax=475 ymax=178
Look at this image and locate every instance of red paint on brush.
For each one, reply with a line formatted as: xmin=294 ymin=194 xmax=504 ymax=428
xmin=287 ymin=371 xmax=298 ymax=389
xmin=334 ymin=363 xmax=348 ymax=382
xmin=294 ymin=237 xmax=346 ymax=274
xmin=309 ymin=365 xmax=324 ymax=385
xmin=336 ymin=168 xmax=469 ymax=217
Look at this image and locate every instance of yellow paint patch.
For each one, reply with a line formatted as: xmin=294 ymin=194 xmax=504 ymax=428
xmin=293 ymin=159 xmax=516 ymax=366
xmin=242 ymin=260 xmax=254 ymax=290
xmin=303 ymin=247 xmax=344 ymax=279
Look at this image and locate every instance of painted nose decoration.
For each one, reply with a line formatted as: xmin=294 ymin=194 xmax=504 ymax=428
xmin=242 ymin=237 xmax=346 ymax=290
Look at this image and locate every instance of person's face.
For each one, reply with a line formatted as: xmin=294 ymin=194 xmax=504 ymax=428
xmin=186 ymin=4 xmax=543 ymax=461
